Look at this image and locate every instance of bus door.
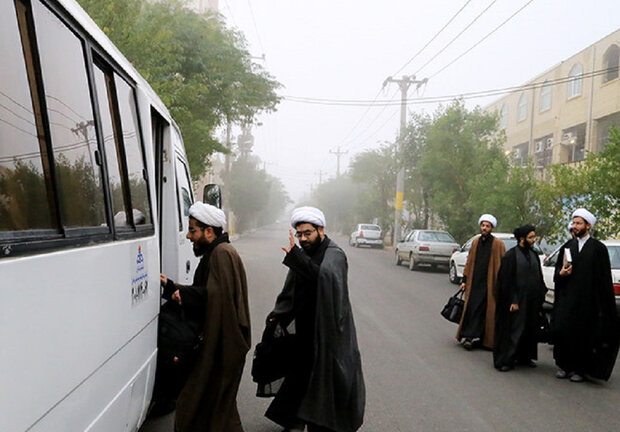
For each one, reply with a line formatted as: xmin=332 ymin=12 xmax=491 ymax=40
xmin=173 ymin=144 xmax=195 ymax=284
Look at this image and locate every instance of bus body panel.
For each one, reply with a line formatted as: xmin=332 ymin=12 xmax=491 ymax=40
xmin=1 ymin=0 xmax=198 ymax=430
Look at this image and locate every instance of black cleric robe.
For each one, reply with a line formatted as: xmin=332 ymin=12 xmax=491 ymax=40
xmin=493 ymin=246 xmax=546 ymax=369
xmin=552 ymin=237 xmax=619 ymax=380
xmin=172 ymin=234 xmax=251 ymax=432
xmin=265 ymin=237 xmax=365 ymax=432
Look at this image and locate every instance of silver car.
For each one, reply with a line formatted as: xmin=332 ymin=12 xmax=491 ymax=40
xmin=395 ymin=230 xmax=459 ymax=271
xmin=349 ymin=223 xmax=384 ymax=248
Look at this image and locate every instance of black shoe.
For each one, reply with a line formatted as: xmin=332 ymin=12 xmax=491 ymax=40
xmin=518 ymin=360 xmax=537 ymax=368
xmin=463 ymin=339 xmax=473 ymax=350
xmin=555 ymin=370 xmax=569 ymax=379
xmin=499 ymin=365 xmax=513 ymax=372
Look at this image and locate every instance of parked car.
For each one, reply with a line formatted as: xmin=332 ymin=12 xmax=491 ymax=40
xmin=541 ymin=239 xmax=620 ymax=314
xmin=395 ymin=229 xmax=459 ymax=271
xmin=448 ymin=233 xmax=544 ymax=284
xmin=349 ymin=224 xmax=383 ymax=248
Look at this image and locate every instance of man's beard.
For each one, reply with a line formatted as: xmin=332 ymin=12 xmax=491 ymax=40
xmin=300 ymin=235 xmax=322 ymax=254
xmin=573 ymin=227 xmax=587 ymax=238
xmin=193 ymin=239 xmax=211 ymax=256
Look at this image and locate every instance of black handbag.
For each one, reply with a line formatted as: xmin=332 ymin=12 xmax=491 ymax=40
xmin=441 ymin=288 xmax=465 ymax=324
xmin=152 ymin=300 xmax=203 ymax=408
xmin=251 ymin=320 xmax=296 ymax=386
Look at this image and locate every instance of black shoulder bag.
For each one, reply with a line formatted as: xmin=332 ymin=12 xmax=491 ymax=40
xmin=441 ymin=288 xmax=465 ymax=324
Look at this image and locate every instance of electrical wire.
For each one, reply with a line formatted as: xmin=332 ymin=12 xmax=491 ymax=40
xmin=413 ymin=0 xmax=498 ymax=76
xmin=281 ymin=66 xmax=616 ymax=107
xmin=391 ymin=0 xmax=473 ymax=78
xmin=429 ymin=0 xmax=536 ymax=79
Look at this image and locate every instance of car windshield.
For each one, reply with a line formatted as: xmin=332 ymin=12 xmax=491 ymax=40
xmin=608 ymin=245 xmax=620 ymax=270
xmin=419 ymin=231 xmax=455 ymax=243
xmin=361 ymin=225 xmax=380 ymax=231
xmin=501 ymin=238 xmax=518 ymax=250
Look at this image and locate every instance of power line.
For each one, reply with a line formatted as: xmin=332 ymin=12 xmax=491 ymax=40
xmin=246 ymin=0 xmax=265 ymax=56
xmin=392 ymin=0 xmax=473 ymax=77
xmin=281 ymin=66 xmax=616 ymax=107
xmin=337 ymin=2 xmax=474 ymax=153
xmin=413 ymin=0 xmax=498 ymax=76
xmin=430 ymin=0 xmax=537 ymax=79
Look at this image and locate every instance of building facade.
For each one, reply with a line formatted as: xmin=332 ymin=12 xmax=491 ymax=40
xmin=183 ymin=0 xmax=218 ymax=13
xmin=486 ymin=29 xmax=620 ymax=169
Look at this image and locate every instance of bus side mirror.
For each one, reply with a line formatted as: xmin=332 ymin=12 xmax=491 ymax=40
xmin=203 ymin=184 xmax=222 ymax=209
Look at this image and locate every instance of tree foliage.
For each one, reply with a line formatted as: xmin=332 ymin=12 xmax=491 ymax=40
xmin=349 ymin=145 xmax=396 ymax=231
xmin=222 ymin=156 xmax=289 ymax=232
xmin=78 ymin=0 xmax=280 ymax=177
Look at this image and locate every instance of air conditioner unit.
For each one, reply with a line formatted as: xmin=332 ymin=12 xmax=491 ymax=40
xmin=561 ymin=132 xmax=576 ymax=145
xmin=545 ymin=137 xmax=553 ymax=149
xmin=513 ymin=149 xmax=521 ymax=159
xmin=535 ymin=141 xmax=544 ymax=153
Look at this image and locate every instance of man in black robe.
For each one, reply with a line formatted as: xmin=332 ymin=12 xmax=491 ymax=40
xmin=263 ymin=206 xmax=365 ymax=432
xmin=553 ymin=208 xmax=619 ymax=382
xmin=494 ymin=224 xmax=546 ymax=371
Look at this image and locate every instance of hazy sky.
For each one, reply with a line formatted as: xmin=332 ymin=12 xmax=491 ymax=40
xmin=218 ymin=0 xmax=620 ymax=202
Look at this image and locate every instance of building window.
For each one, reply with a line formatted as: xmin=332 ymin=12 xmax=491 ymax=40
xmin=603 ymin=44 xmax=619 ymax=83
xmin=567 ymin=63 xmax=583 ymax=98
xmin=499 ymin=104 xmax=507 ymax=128
xmin=512 ymin=142 xmax=529 ymax=166
xmin=540 ymin=81 xmax=552 ymax=112
xmin=517 ymin=93 xmax=527 ymax=122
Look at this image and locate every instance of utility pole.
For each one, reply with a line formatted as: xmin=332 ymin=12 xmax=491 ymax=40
xmin=382 ymin=75 xmax=427 ymax=244
xmin=329 ymin=146 xmax=348 ymax=177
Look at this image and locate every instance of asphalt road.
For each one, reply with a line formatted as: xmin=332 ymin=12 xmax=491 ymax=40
xmin=141 ymin=225 xmax=620 ymax=432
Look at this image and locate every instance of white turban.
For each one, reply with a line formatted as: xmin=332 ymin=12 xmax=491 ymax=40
xmin=572 ymin=208 xmax=596 ymax=227
xmin=291 ymin=206 xmax=326 ymax=228
xmin=478 ymin=214 xmax=497 ymax=228
xmin=189 ymin=202 xmax=226 ymax=228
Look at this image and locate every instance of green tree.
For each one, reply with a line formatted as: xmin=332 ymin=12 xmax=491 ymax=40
xmin=402 ymin=112 xmax=432 ymax=229
xmin=419 ymin=100 xmax=504 ymax=243
xmin=310 ymin=176 xmax=359 ymax=234
xmin=349 ymin=144 xmax=396 ymax=232
xmin=78 ymin=0 xmax=280 ymax=178
xmin=223 ymin=155 xmax=289 ymax=232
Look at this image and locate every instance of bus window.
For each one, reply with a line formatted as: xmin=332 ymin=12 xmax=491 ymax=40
xmin=92 ymin=64 xmax=128 ymax=223
xmin=32 ymin=0 xmax=106 ymax=228
xmin=175 ymin=156 xmax=193 ymax=232
xmin=114 ymin=75 xmax=152 ymax=226
xmin=0 ymin=0 xmax=55 ymax=232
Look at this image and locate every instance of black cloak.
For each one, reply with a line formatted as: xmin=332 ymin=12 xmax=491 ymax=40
xmin=263 ymin=239 xmax=365 ymax=432
xmin=552 ymin=237 xmax=619 ymax=380
xmin=493 ymin=246 xmax=546 ymax=369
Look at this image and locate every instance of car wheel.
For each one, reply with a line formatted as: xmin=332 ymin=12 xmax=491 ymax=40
xmin=408 ymin=254 xmax=417 ymax=271
xmin=395 ymin=250 xmax=402 ymax=265
xmin=449 ymin=262 xmax=460 ymax=284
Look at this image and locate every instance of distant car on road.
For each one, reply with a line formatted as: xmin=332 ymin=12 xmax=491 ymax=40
xmin=541 ymin=239 xmax=620 ymax=314
xmin=395 ymin=229 xmax=459 ymax=271
xmin=349 ymin=223 xmax=384 ymax=248
xmin=448 ymin=233 xmax=544 ymax=284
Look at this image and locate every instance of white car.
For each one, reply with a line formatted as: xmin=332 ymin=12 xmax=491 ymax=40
xmin=349 ymin=224 xmax=384 ymax=248
xmin=448 ymin=233 xmax=542 ymax=284
xmin=541 ymin=239 xmax=620 ymax=313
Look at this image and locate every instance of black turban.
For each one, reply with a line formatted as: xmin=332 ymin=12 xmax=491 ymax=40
xmin=513 ymin=224 xmax=535 ymax=240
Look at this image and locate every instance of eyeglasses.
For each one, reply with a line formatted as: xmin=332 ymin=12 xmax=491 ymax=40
xmin=295 ymin=229 xmax=316 ymax=238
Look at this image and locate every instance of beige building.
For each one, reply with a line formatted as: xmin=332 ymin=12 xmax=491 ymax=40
xmin=183 ymin=0 xmax=219 ymax=13
xmin=486 ymin=29 xmax=620 ymax=169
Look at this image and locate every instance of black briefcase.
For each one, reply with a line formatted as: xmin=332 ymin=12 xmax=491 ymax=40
xmin=441 ymin=289 xmax=465 ymax=324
